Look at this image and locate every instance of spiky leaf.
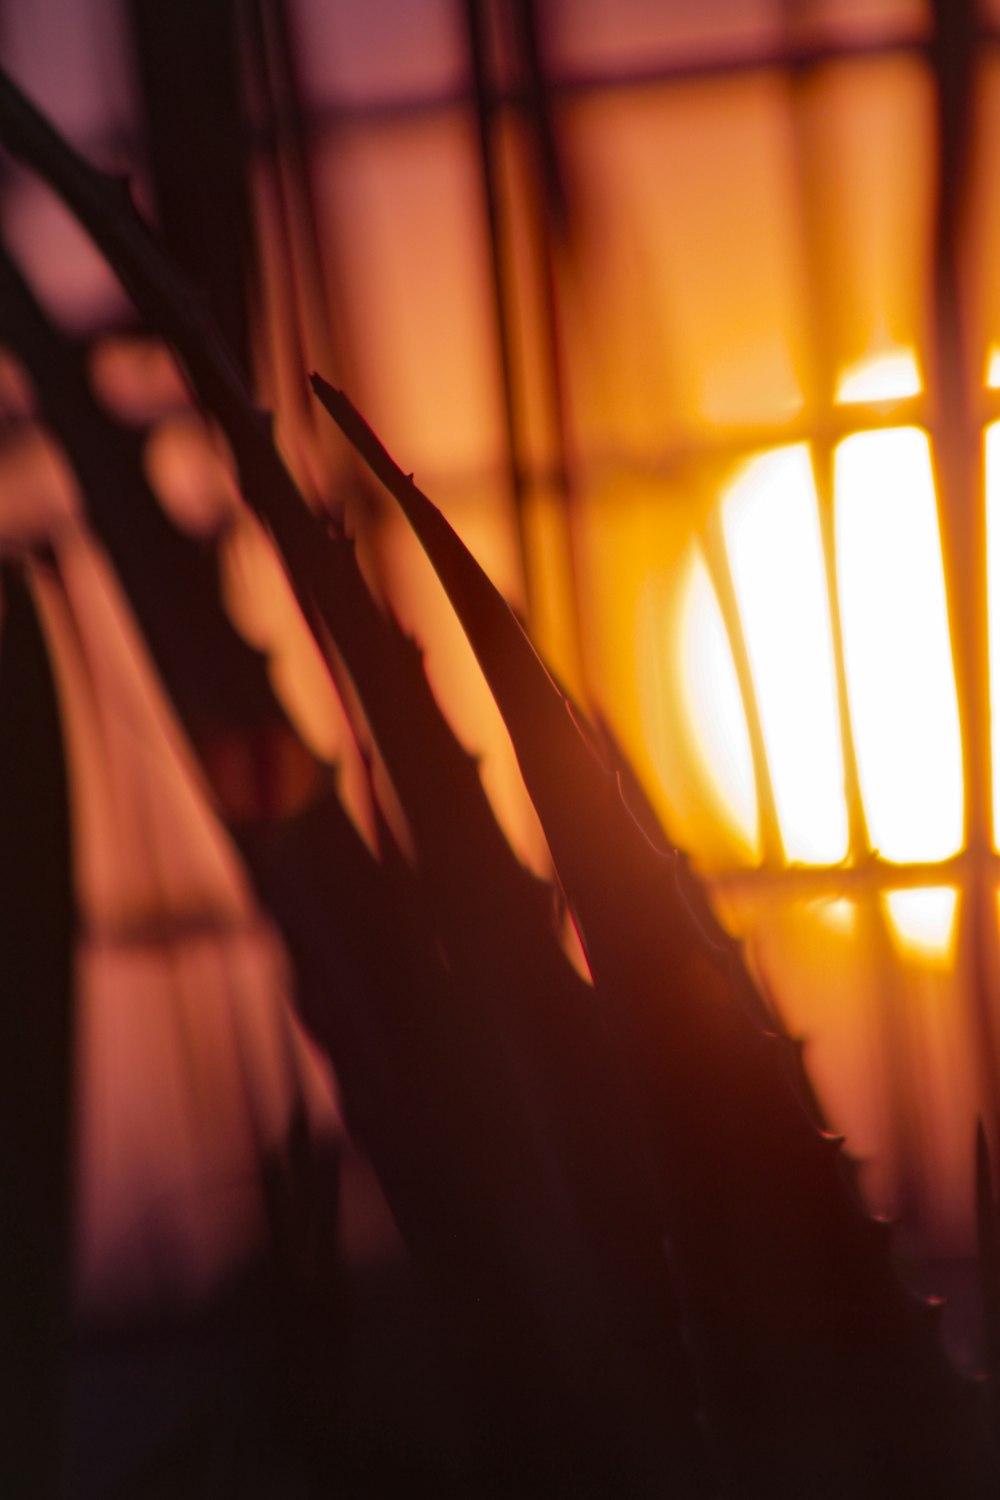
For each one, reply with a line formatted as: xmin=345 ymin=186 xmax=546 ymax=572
xmin=314 ymin=377 xmax=997 ymax=1499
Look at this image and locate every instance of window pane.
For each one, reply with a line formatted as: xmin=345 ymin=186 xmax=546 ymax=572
xmin=835 ymin=427 xmax=963 ymax=862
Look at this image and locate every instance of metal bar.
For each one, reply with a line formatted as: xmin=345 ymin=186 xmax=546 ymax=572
xmin=250 ymin=0 xmax=367 ymax=497
xmin=770 ymin=9 xmax=929 ymax=1227
xmin=701 ymin=509 xmax=786 ymax=867
xmin=712 ymin=847 xmax=987 ymax=903
xmin=928 ymin=0 xmax=1000 ymax=1137
xmin=462 ymin=0 xmax=534 ymax=616
xmin=251 ymin=32 xmax=937 ymax=139
xmin=127 ymin=0 xmax=258 ymax=372
xmin=508 ymin=0 xmax=588 ymax=687
xmin=515 ymin=400 xmax=938 ymax=486
xmin=509 ymin=0 xmax=568 ymax=234
xmin=778 ymin=18 xmax=872 ymax=864
xmin=18 ymin=26 xmax=1000 ymax=183
xmin=240 ymin=0 xmax=317 ymax=463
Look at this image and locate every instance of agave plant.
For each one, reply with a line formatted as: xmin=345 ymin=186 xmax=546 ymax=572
xmin=0 ymin=62 xmax=997 ymax=1500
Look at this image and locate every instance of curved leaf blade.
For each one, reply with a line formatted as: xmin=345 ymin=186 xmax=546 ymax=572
xmin=314 ymin=377 xmax=997 ymax=1498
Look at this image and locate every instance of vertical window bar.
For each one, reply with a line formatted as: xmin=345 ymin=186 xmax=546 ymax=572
xmin=781 ymin=47 xmax=871 ymax=864
xmin=463 ymin=0 xmax=533 ymax=616
xmin=928 ymin=0 xmax=1000 ymax=1130
xmin=244 ymin=0 xmax=359 ymax=488
xmin=702 ymin=508 xmax=784 ymax=867
xmin=775 ymin=30 xmax=920 ymax=1202
xmin=507 ymin=0 xmax=589 ymax=692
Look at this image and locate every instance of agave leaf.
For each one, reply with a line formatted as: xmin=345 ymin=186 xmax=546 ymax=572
xmin=0 ymin=73 xmax=591 ymax=1151
xmin=6 ymin=68 xmax=979 ymax=1492
xmin=314 ymin=377 xmax=997 ymax=1498
xmin=0 ymin=63 xmax=338 ymax=633
xmin=240 ymin=781 xmax=705 ymax=1494
xmin=0 ymin=75 xmax=709 ymax=1488
xmin=0 ymin=565 xmax=74 ymax=1498
xmin=0 ymin=241 xmax=283 ymax=748
xmin=310 ymin=377 xmax=665 ymax=959
xmin=286 ymin=535 xmax=715 ymax=1489
xmin=594 ymin=708 xmax=833 ymax=1132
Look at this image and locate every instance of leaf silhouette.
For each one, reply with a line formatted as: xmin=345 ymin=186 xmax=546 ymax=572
xmin=0 ymin=242 xmax=288 ymax=753
xmin=0 ymin=59 xmax=992 ymax=1496
xmin=0 ymin=69 xmax=706 ymax=1492
xmin=235 ymin=574 xmax=706 ymax=1494
xmin=0 ymin=565 xmax=74 ymax=1498
xmin=313 ymin=376 xmax=998 ymax=1499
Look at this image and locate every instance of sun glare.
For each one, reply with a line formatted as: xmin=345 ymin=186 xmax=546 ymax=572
xmin=678 ymin=554 xmax=759 ymax=854
xmin=810 ymin=897 xmax=857 ymax=935
xmin=882 ymin=887 xmax=959 ymax=963
xmin=722 ymin=445 xmax=848 ymax=864
xmin=835 ymin=347 xmax=922 ymax=405
xmin=835 ymin=427 xmax=963 ymax=863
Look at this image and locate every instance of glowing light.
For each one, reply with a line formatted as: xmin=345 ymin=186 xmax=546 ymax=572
xmin=678 ymin=554 xmax=758 ymax=853
xmin=810 ymin=897 xmax=857 ymax=935
xmin=881 ymin=887 xmax=959 ymax=963
xmin=987 ymin=349 xmax=1000 ymax=390
xmin=985 ymin=422 xmax=1000 ymax=848
xmin=835 ymin=347 xmax=921 ymax=405
xmin=835 ymin=427 xmax=963 ymax=862
xmin=722 ymin=445 xmax=848 ymax=864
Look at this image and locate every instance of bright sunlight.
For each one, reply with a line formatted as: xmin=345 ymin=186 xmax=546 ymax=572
xmin=882 ymin=887 xmax=959 ymax=963
xmin=835 ymin=347 xmax=922 ymax=405
xmin=835 ymin=427 xmax=963 ymax=863
xmin=678 ymin=553 xmax=759 ymax=855
xmin=722 ymin=444 xmax=848 ymax=864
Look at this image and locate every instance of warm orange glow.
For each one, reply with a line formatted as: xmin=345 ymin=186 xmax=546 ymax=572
xmin=378 ymin=501 xmax=551 ymax=878
xmin=521 ymin=488 xmax=586 ymax=700
xmin=558 ymin=76 xmax=810 ymax=448
xmin=89 ymin=335 xmax=189 ymax=423
xmin=810 ymin=897 xmax=858 ymax=935
xmin=722 ymin=445 xmax=847 ymax=864
xmin=317 ymin=117 xmax=504 ymax=477
xmin=835 ymin=346 xmax=922 ymax=404
xmin=986 ymin=347 xmax=1000 ymax=390
xmin=749 ymin=897 xmax=884 ymax=1203
xmin=797 ymin=58 xmax=934 ymax=404
xmin=221 ymin=516 xmax=347 ymax=765
xmin=835 ymin=427 xmax=963 ymax=862
xmin=882 ymin=887 xmax=959 ymax=963
xmin=985 ymin=421 xmax=1000 ymax=847
xmin=144 ymin=416 xmax=241 ymax=536
xmin=677 ymin=552 xmax=759 ymax=855
xmin=219 ymin=515 xmax=377 ymax=843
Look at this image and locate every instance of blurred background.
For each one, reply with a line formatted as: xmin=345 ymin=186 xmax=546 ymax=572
xmin=1 ymin=0 xmax=999 ymax=1453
